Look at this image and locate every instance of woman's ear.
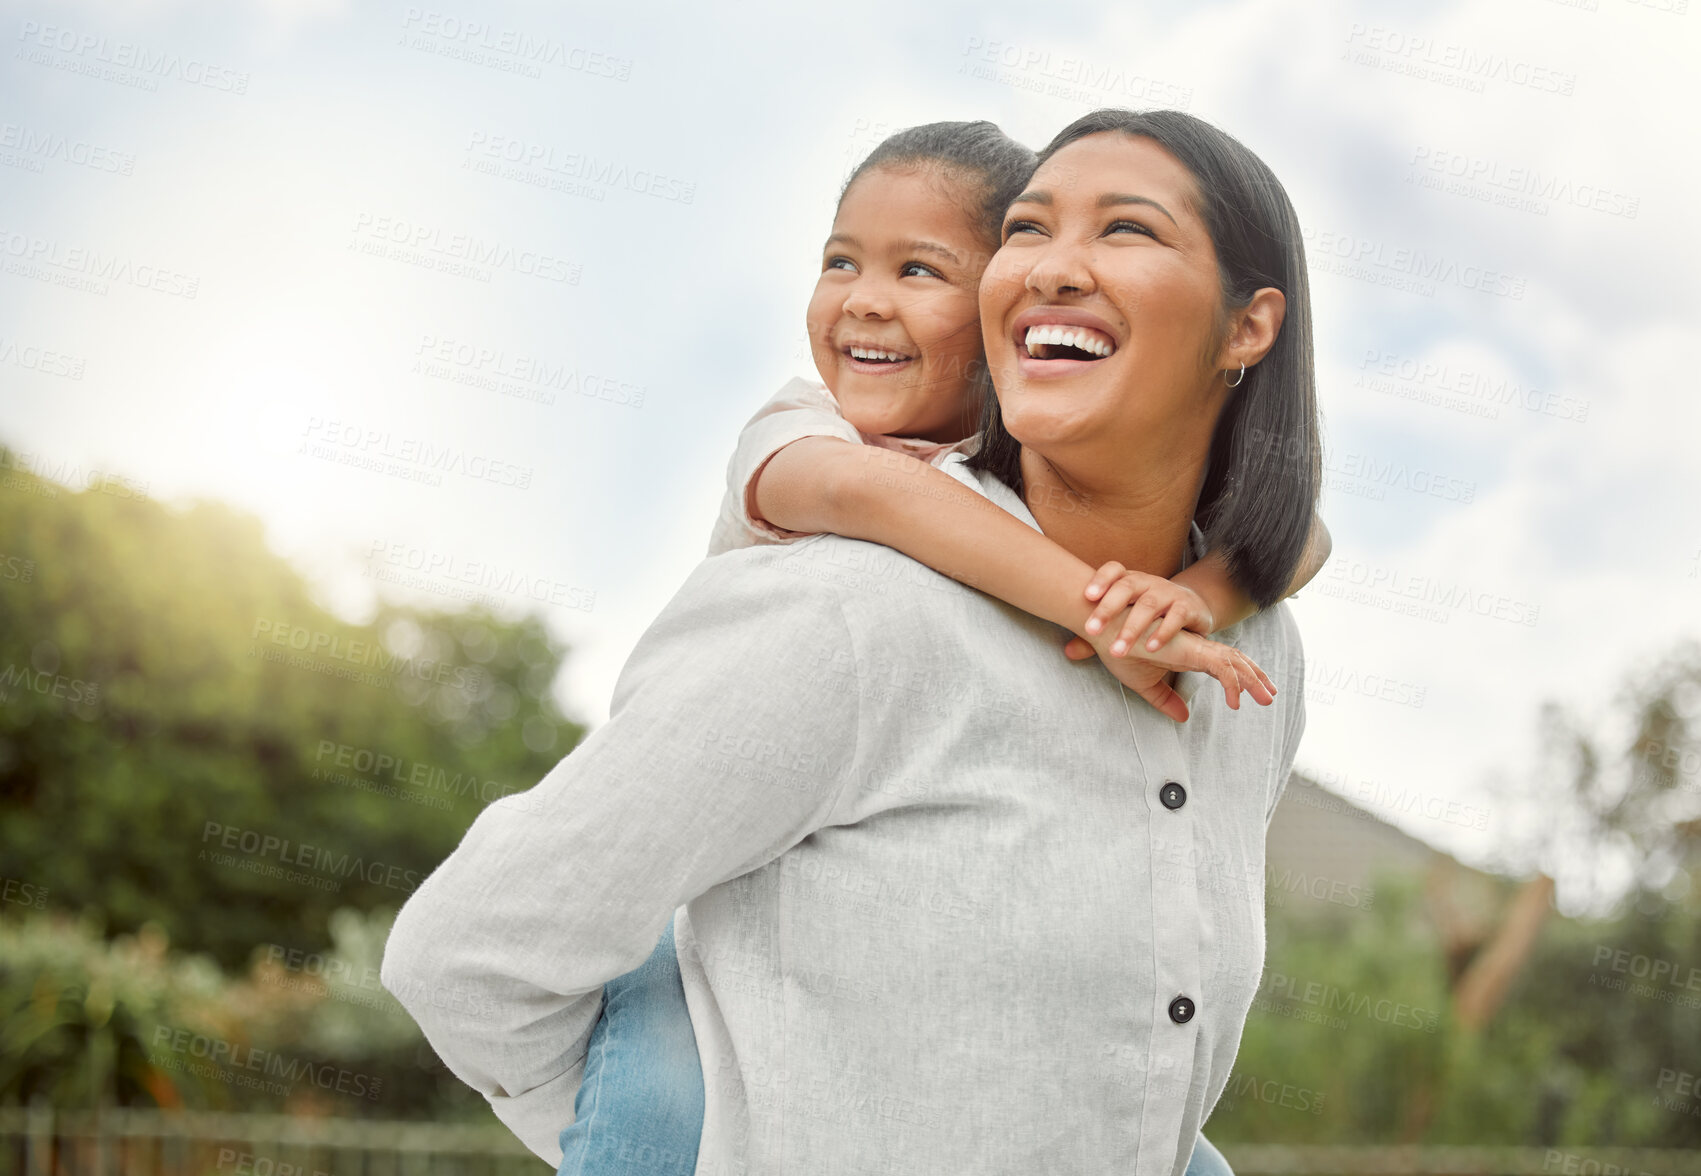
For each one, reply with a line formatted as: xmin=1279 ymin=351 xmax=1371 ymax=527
xmin=1220 ymin=287 xmax=1286 ymax=371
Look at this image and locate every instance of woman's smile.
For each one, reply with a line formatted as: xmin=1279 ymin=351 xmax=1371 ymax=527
xmin=1010 ymin=305 xmax=1121 ymax=379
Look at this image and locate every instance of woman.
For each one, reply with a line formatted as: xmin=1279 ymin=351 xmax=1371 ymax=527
xmin=382 ymin=108 xmax=1320 ymax=1176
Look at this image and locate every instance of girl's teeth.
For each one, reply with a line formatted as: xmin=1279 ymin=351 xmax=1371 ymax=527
xmin=848 ymin=346 xmax=909 ymax=362
xmin=1023 ymin=325 xmax=1114 ymax=358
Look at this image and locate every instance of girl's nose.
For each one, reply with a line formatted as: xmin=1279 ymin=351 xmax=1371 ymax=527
xmin=842 ymin=283 xmax=895 ymax=319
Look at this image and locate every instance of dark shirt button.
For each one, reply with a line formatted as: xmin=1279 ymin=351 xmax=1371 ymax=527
xmin=1168 ymin=995 xmax=1196 ymax=1024
xmin=1159 ymin=781 xmax=1187 ymax=810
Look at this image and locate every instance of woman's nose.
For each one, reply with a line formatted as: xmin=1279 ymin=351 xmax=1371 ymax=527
xmin=1024 ymin=245 xmax=1096 ymax=299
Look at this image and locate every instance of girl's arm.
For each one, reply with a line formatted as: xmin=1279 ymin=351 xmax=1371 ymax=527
xmin=753 ymin=436 xmax=1274 ymax=720
xmin=1069 ymin=512 xmax=1330 ymax=666
xmin=708 ymin=378 xmax=862 ymax=557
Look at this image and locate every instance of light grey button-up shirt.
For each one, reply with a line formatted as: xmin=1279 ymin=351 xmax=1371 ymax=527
xmin=381 ymin=451 xmax=1306 ymax=1176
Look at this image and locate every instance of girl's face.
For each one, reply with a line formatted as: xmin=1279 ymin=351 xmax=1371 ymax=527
xmin=807 ymin=166 xmax=991 ymax=444
xmin=977 ymin=132 xmax=1232 ymax=462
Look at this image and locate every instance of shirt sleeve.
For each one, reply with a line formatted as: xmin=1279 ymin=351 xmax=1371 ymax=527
xmin=707 ymin=378 xmax=865 ymax=555
xmin=379 ymin=553 xmax=866 ymax=1164
xmin=1265 ymin=604 xmax=1307 ymax=826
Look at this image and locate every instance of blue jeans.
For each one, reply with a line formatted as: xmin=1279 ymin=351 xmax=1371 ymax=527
xmin=560 ymin=924 xmax=1237 ymax=1176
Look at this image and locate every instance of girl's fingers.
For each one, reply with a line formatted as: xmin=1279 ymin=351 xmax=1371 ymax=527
xmin=1089 ymin=581 xmax=1138 ymax=637
xmin=1113 ymin=599 xmax=1164 ymax=656
xmin=1145 ymin=606 xmax=1192 ymax=652
xmin=1084 ymin=561 xmax=1126 ymax=603
xmin=1061 ymin=635 xmax=1097 ymax=660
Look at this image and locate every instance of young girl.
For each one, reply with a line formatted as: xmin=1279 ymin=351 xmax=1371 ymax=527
xmin=557 ymin=120 xmax=1327 ymax=1176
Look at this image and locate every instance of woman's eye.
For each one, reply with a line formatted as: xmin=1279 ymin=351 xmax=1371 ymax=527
xmin=1106 ymin=219 xmax=1155 ymax=238
xmin=899 ymin=262 xmax=941 ymax=279
xmin=1002 ymin=219 xmax=1043 ymax=240
xmin=825 ymin=256 xmax=857 ymax=273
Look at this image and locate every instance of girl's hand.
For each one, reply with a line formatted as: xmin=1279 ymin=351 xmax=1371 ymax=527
xmin=1063 ymin=616 xmax=1276 ymax=721
xmin=1083 ymin=562 xmax=1215 ymax=654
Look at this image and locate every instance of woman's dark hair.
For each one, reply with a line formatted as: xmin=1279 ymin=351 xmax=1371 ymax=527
xmin=838 ymin=120 xmax=1039 ymax=445
xmin=963 ymin=108 xmax=1321 ymax=609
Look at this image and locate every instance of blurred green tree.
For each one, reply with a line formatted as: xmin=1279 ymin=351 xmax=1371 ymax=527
xmin=0 ymin=452 xmax=585 ymax=968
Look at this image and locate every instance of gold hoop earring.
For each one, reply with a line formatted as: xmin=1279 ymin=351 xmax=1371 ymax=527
xmin=1225 ymin=362 xmax=1246 ymax=388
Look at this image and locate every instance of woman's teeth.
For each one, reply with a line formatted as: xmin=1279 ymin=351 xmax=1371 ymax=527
xmin=1023 ymin=325 xmax=1115 ymax=359
xmin=848 ymin=346 xmax=910 ymax=363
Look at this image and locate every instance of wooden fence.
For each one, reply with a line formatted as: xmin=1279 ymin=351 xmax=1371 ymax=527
xmin=3 ymin=1109 xmax=1699 ymax=1176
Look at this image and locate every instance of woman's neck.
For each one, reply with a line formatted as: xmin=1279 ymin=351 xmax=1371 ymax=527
xmin=1018 ymin=443 xmax=1204 ymax=578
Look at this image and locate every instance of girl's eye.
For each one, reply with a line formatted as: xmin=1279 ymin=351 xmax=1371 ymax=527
xmin=1106 ymin=219 xmax=1155 ymax=238
xmin=1002 ymin=219 xmax=1043 ymax=241
xmin=825 ymin=256 xmax=857 ymax=273
xmin=900 ymin=261 xmax=942 ymax=279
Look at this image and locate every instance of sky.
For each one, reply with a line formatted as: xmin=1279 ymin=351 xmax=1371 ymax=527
xmin=2 ymin=0 xmax=1697 ymax=914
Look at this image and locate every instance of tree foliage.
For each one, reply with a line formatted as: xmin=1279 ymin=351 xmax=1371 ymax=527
xmin=0 ymin=455 xmax=585 ymax=968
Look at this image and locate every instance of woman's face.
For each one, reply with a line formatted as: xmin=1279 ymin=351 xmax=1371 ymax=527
xmin=978 ymin=132 xmax=1231 ymax=459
